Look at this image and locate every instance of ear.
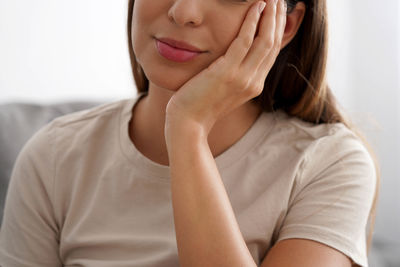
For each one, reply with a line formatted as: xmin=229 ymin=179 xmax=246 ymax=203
xmin=280 ymin=2 xmax=306 ymax=49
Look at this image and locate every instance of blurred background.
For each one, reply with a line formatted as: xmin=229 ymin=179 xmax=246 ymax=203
xmin=0 ymin=0 xmax=399 ymax=266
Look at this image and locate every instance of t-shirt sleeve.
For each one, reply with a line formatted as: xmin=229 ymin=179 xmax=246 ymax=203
xmin=0 ymin=123 xmax=62 ymax=266
xmin=276 ymin=127 xmax=377 ymax=267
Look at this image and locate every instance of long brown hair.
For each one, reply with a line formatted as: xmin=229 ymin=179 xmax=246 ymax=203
xmin=126 ymin=0 xmax=380 ymax=256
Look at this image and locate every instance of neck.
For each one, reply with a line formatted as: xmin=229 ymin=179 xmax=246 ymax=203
xmin=129 ymin=86 xmax=263 ymax=166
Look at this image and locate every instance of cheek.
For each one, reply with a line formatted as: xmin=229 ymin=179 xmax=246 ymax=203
xmin=131 ymin=1 xmax=159 ymax=62
xmin=210 ymin=10 xmax=247 ymax=55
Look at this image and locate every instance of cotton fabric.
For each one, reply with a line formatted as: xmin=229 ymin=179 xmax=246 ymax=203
xmin=0 ymin=92 xmax=376 ymax=267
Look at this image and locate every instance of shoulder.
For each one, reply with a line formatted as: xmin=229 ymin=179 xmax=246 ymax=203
xmin=19 ymin=99 xmax=132 ymax=161
xmin=269 ymin=110 xmax=376 ymax=186
xmin=271 ymin=110 xmax=356 ymax=144
xmin=47 ymin=99 xmax=131 ymax=141
xmin=49 ymin=99 xmax=130 ymax=130
xmin=271 ymin=110 xmax=371 ymax=158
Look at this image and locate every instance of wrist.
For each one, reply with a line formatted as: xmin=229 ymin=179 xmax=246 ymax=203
xmin=164 ymin=115 xmax=209 ymax=149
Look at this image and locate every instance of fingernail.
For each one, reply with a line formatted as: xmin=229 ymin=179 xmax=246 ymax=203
xmin=258 ymin=1 xmax=266 ymax=14
xmin=274 ymin=0 xmax=278 ymax=5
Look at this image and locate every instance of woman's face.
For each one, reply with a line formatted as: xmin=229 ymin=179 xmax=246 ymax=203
xmin=131 ymin=0 xmax=259 ymax=91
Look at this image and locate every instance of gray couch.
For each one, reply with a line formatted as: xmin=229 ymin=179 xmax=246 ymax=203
xmin=0 ymin=101 xmax=399 ymax=267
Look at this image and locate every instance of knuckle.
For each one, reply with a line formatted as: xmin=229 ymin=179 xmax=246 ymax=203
xmin=238 ymin=78 xmax=250 ymax=90
xmin=244 ymin=87 xmax=257 ymax=98
xmin=275 ymin=39 xmax=282 ymax=48
xmin=265 ymin=38 xmax=274 ymax=50
xmin=241 ymin=35 xmax=253 ymax=48
xmin=274 ymin=37 xmax=282 ymax=48
xmin=232 ymin=78 xmax=250 ymax=93
xmin=256 ymin=84 xmax=265 ymax=95
xmin=246 ymin=87 xmax=255 ymax=97
xmin=224 ymin=70 xmax=238 ymax=83
xmin=278 ymin=11 xmax=286 ymax=20
xmin=251 ymin=81 xmax=261 ymax=92
xmin=251 ymin=80 xmax=264 ymax=94
xmin=248 ymin=86 xmax=263 ymax=98
xmin=272 ymin=44 xmax=281 ymax=55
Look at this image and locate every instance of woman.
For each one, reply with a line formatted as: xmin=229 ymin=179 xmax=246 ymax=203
xmin=0 ymin=0 xmax=379 ymax=266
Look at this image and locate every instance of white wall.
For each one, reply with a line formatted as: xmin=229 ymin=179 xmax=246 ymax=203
xmin=326 ymin=0 xmax=353 ymax=109
xmin=350 ymin=0 xmax=400 ymax=244
xmin=0 ymin=0 xmax=135 ymax=103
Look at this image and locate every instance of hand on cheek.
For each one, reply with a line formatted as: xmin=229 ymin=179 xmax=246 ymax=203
xmin=165 ymin=0 xmax=287 ymax=139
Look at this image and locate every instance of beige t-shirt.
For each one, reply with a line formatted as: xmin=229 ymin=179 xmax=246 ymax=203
xmin=0 ymin=92 xmax=376 ymax=267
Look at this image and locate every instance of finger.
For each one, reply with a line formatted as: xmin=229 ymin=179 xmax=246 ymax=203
xmin=223 ymin=1 xmax=266 ymax=69
xmin=274 ymin=0 xmax=287 ymax=49
xmin=256 ymin=0 xmax=287 ymax=76
xmin=241 ymin=0 xmax=278 ymax=72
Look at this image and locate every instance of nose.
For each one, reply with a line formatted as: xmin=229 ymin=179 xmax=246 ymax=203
xmin=168 ymin=0 xmax=204 ymax=27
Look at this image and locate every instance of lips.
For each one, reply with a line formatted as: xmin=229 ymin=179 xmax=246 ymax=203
xmin=156 ymin=37 xmax=205 ymax=53
xmin=155 ymin=39 xmax=202 ymax=63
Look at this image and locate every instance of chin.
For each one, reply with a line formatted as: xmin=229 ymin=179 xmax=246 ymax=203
xmin=140 ymin=60 xmax=198 ymax=92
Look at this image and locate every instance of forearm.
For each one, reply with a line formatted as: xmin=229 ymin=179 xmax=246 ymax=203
xmin=166 ymin=124 xmax=257 ymax=267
